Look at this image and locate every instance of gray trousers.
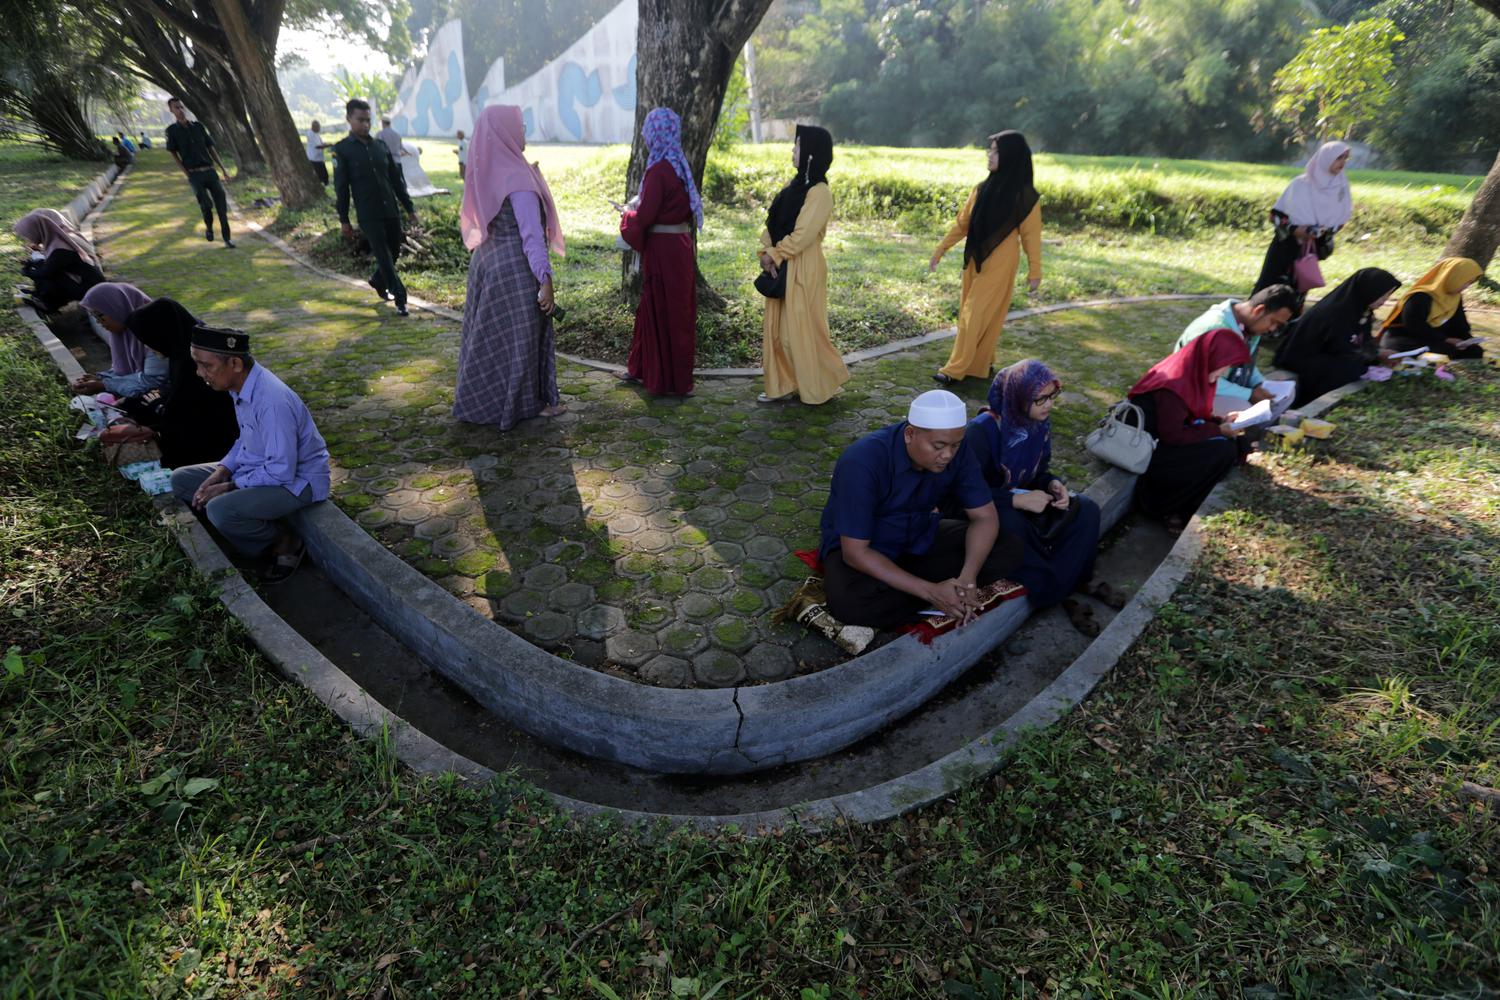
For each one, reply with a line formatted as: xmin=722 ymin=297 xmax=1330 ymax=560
xmin=171 ymin=464 xmax=313 ymax=556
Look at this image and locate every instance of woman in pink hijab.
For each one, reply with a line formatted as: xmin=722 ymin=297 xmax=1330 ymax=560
xmin=14 ymin=209 xmax=104 ymax=311
xmin=452 ymin=104 xmax=568 ymax=429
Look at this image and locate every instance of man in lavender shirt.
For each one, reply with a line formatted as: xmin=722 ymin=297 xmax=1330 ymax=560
xmin=170 ymin=327 xmax=330 ymax=583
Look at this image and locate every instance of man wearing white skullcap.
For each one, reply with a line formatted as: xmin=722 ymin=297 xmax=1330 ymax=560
xmin=817 ymin=390 xmax=1022 ymax=626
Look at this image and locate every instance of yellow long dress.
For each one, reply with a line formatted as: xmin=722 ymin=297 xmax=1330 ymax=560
xmin=934 ymin=189 xmax=1043 ymax=380
xmin=760 ymin=183 xmax=849 ymax=404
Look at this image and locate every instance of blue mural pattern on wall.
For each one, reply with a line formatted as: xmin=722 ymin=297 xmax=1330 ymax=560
xmin=556 ymin=62 xmax=604 ymax=140
xmin=613 ymin=54 xmax=637 ymax=111
xmin=394 ymin=50 xmax=466 ymax=135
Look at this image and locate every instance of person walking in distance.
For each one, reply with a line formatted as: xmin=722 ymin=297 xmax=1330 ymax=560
xmin=163 ymin=97 xmax=235 ymax=249
xmin=334 ymin=99 xmax=418 ymax=316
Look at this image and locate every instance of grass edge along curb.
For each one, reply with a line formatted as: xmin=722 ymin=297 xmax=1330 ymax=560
xmin=17 ymin=282 xmax=1384 ymax=828
xmin=13 ymin=295 xmax=1236 ymax=831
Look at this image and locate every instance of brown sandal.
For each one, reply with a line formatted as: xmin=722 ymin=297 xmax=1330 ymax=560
xmin=1062 ymin=598 xmax=1100 ymax=637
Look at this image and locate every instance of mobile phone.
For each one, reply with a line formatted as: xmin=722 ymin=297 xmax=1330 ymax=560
xmin=549 ymin=304 xmax=566 ymax=323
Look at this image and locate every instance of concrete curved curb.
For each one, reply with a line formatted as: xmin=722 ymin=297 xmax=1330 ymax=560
xmin=286 ymin=465 xmax=1136 ymax=775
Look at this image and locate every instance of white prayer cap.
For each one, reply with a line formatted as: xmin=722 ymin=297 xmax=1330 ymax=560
xmin=907 ymin=389 xmax=968 ymax=430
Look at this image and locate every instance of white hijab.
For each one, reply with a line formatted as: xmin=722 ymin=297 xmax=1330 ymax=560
xmin=1273 ymin=141 xmax=1353 ymax=230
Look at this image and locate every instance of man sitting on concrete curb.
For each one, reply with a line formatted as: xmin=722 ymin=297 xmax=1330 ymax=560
xmin=818 ymin=389 xmax=1023 ymax=627
xmin=170 ymin=327 xmax=330 ymax=584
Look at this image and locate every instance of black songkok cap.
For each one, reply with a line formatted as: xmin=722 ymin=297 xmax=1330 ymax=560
xmin=190 ymin=326 xmax=251 ymax=356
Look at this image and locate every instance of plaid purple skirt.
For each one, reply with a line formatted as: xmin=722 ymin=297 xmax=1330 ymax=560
xmin=452 ymin=202 xmax=559 ymax=429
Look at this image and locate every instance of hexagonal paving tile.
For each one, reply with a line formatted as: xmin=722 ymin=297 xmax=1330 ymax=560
xmin=576 ymin=604 xmax=626 ymax=640
xmin=640 ymin=655 xmax=691 ymax=688
xmin=432 ymin=534 xmax=476 ymax=558
xmin=657 ymin=623 xmax=708 ymax=657
xmin=413 ymin=516 xmax=456 ymax=540
xmin=710 ymin=615 xmax=757 ymax=653
xmin=522 ymin=563 xmax=569 ymax=590
xmin=692 ymin=650 xmax=746 ymax=688
xmin=550 ymin=582 xmax=596 ymax=612
xmin=744 ymin=645 xmax=795 ymax=682
xmin=745 ymin=536 xmax=789 ymax=560
xmin=524 ymin=612 xmax=574 ymax=645
xmin=498 ymin=590 xmax=547 ymax=622
xmin=680 ymin=593 xmax=723 ymax=621
xmin=605 ymin=631 xmax=658 ymax=667
xmin=690 ymin=566 xmax=734 ymax=594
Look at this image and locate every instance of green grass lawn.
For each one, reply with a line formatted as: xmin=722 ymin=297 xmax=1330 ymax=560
xmin=239 ymin=140 xmax=1492 ymax=368
xmin=0 ymin=144 xmax=110 ymax=266
xmin=3 ymin=305 xmax=1497 ymax=996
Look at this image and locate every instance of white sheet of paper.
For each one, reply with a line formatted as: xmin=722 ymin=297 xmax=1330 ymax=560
xmin=1227 ymin=398 xmax=1275 ymax=431
xmin=1387 ymin=346 xmax=1426 ymax=360
xmin=1260 ymin=378 xmax=1296 ymax=404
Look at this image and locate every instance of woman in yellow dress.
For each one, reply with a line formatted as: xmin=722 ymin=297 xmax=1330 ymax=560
xmin=930 ymin=130 xmax=1043 ymax=384
xmin=757 ymin=125 xmax=849 ymax=405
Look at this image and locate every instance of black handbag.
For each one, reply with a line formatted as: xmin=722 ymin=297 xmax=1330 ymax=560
xmin=1021 ymin=490 xmax=1081 ymax=555
xmin=754 ymin=266 xmax=787 ymax=299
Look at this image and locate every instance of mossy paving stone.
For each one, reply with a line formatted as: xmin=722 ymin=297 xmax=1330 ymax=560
xmin=96 ymin=155 xmax=1219 ymax=686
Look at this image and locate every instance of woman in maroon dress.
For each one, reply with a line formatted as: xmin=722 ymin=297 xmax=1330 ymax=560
xmin=617 ymin=107 xmax=700 ymax=397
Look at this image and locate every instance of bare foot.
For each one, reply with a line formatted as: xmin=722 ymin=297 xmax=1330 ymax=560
xmin=540 ymin=404 xmax=568 ymax=418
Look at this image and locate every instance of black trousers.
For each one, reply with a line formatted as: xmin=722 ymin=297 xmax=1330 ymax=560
xmin=823 ymin=519 xmax=1023 ymax=627
xmin=187 ymin=170 xmax=230 ymax=239
xmin=311 ymin=160 xmax=328 ymax=186
xmin=361 ymin=217 xmax=407 ymax=306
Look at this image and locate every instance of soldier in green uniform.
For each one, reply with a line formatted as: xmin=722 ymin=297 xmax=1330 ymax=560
xmin=334 ymin=98 xmax=418 ymax=315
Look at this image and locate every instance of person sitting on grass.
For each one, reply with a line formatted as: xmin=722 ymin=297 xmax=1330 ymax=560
xmin=13 ymin=209 xmax=104 ymax=312
xmin=1174 ymin=283 xmax=1298 ymax=421
xmin=1274 ymin=268 xmax=1401 ymax=407
xmin=74 ymin=283 xmax=169 ymax=398
xmin=1128 ymin=328 xmax=1252 ymax=530
xmin=1378 ymin=257 xmax=1487 ymax=361
xmin=818 ymin=389 xmax=1022 ymax=628
xmin=960 ymin=360 xmax=1109 ymax=636
xmin=169 ymin=327 xmax=330 ymax=584
xmin=84 ymin=298 xmax=240 ymax=470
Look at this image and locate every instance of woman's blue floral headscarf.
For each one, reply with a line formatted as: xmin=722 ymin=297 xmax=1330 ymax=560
xmin=988 ymin=359 xmax=1059 ymax=427
xmin=642 ymin=107 xmax=703 ymax=230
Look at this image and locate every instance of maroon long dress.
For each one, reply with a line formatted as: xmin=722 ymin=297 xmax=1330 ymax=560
xmin=620 ymin=160 xmax=697 ymax=395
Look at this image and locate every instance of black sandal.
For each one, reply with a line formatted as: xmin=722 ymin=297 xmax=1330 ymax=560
xmin=261 ymin=539 xmax=306 ymax=585
xmin=932 ymin=372 xmax=957 ymax=385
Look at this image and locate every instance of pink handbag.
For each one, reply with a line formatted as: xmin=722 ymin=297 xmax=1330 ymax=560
xmin=1291 ymin=238 xmax=1325 ymax=293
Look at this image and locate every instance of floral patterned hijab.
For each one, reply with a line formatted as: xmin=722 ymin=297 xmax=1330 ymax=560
xmin=641 ymin=107 xmax=702 ymax=230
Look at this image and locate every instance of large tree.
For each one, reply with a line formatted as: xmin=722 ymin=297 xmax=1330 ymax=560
xmin=621 ymin=0 xmax=776 ymax=299
xmin=114 ymin=8 xmax=267 ymax=175
xmin=1449 ymin=0 xmax=1500 ymax=267
xmin=116 ymin=0 xmax=408 ymax=210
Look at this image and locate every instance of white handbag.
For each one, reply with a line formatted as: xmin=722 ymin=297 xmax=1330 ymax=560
xmin=1085 ymin=400 xmax=1157 ymax=474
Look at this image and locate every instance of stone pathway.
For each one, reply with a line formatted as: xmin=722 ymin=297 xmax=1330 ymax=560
xmin=92 ymin=156 xmax=1229 ymax=687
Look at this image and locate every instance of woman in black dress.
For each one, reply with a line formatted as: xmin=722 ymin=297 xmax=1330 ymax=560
xmin=1274 ymin=267 xmax=1400 ymax=407
xmin=13 ymin=209 xmax=104 ymax=311
xmin=1378 ymin=258 xmax=1486 ymax=360
xmin=96 ymin=298 xmax=240 ymax=468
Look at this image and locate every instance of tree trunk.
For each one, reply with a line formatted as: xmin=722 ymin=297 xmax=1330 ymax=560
xmin=620 ymin=0 xmax=775 ymax=304
xmin=28 ymin=76 xmax=108 ymax=161
xmin=122 ymin=16 xmax=267 ymax=177
xmin=1443 ymin=154 xmax=1500 ymax=272
xmin=207 ymin=0 xmax=320 ymax=208
xmin=201 ymin=60 xmax=267 ymax=176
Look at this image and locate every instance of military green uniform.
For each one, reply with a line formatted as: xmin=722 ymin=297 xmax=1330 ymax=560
xmin=333 ymin=133 xmax=416 ymax=308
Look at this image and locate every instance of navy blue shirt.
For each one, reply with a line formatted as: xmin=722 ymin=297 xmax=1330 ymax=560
xmin=818 ymin=421 xmax=993 ymax=561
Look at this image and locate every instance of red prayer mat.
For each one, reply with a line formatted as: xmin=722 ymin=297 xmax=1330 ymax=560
xmin=900 ymin=578 xmax=1028 ymax=645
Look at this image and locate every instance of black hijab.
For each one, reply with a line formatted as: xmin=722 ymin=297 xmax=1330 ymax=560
xmin=765 ymin=124 xmax=834 ymax=243
xmin=964 ymin=130 xmax=1040 ymax=273
xmin=1274 ymin=267 xmax=1400 ymax=368
xmin=124 ymin=297 xmax=240 ymax=467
